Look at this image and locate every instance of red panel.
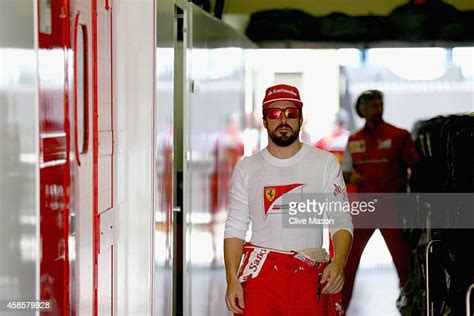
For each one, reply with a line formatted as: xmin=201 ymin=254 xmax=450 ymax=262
xmin=42 ymin=135 xmax=67 ymax=163
xmin=38 ymin=0 xmax=69 ymax=49
xmin=38 ymin=0 xmax=71 ymax=315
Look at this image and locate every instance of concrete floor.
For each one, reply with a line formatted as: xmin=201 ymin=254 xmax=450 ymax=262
xmin=155 ymin=230 xmax=402 ymax=315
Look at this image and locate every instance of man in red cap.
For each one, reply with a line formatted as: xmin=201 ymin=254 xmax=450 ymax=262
xmin=224 ymin=84 xmax=353 ymax=315
xmin=341 ymin=90 xmax=420 ymax=310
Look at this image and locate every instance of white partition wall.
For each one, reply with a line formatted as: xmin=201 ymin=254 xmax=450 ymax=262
xmin=182 ymin=5 xmax=255 ymax=315
xmin=114 ymin=0 xmax=155 ymax=314
xmin=0 ymin=0 xmax=39 ymax=305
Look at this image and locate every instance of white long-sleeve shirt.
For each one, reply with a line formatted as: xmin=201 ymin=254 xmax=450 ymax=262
xmin=224 ymin=143 xmax=353 ymax=251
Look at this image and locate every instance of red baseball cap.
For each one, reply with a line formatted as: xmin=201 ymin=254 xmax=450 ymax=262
xmin=262 ymin=84 xmax=303 ymax=109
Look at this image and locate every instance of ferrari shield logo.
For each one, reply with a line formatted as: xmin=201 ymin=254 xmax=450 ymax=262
xmin=263 ymin=183 xmax=305 ymax=217
xmin=265 ymin=188 xmax=276 ymax=202
xmin=349 ymin=140 xmax=366 ymax=153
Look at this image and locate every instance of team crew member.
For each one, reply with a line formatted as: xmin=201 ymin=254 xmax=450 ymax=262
xmin=224 ymin=84 xmax=353 ymax=315
xmin=314 ymin=109 xmax=350 ymax=165
xmin=341 ymin=90 xmax=420 ymax=310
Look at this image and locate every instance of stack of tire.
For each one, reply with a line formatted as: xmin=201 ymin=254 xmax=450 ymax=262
xmin=400 ymin=114 xmax=474 ymax=315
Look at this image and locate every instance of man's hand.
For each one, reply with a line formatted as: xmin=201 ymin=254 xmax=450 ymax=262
xmin=350 ymin=172 xmax=364 ymax=185
xmin=321 ymin=260 xmax=345 ymax=294
xmin=343 ymin=171 xmax=364 ymax=185
xmin=225 ymin=279 xmax=245 ymax=314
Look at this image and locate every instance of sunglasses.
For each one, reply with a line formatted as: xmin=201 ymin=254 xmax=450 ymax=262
xmin=264 ymin=107 xmax=301 ymax=119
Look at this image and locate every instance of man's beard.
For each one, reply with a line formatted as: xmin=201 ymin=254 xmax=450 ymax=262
xmin=368 ymin=114 xmax=383 ymax=124
xmin=268 ymin=124 xmax=300 ymax=147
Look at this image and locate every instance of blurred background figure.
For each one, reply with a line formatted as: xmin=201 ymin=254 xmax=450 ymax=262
xmin=242 ymin=111 xmax=263 ymax=156
xmin=300 ymin=116 xmax=312 ymax=143
xmin=314 ymin=109 xmax=350 ymax=164
xmin=341 ymin=89 xmax=420 ymax=312
xmin=210 ymin=113 xmax=244 ymax=265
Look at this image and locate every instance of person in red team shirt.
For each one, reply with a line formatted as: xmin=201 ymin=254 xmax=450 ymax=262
xmin=224 ymin=84 xmax=353 ymax=316
xmin=314 ymin=109 xmax=350 ymax=165
xmin=341 ymin=90 xmax=420 ymax=310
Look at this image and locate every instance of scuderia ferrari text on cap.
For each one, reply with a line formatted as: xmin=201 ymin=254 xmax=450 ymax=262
xmin=262 ymin=84 xmax=303 ymax=109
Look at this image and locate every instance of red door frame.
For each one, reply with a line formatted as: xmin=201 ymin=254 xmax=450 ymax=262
xmin=91 ymin=0 xmax=114 ymax=314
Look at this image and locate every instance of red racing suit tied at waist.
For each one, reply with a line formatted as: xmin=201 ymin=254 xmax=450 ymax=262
xmin=237 ymin=243 xmax=344 ymax=316
xmin=237 ymin=243 xmax=329 ymax=283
